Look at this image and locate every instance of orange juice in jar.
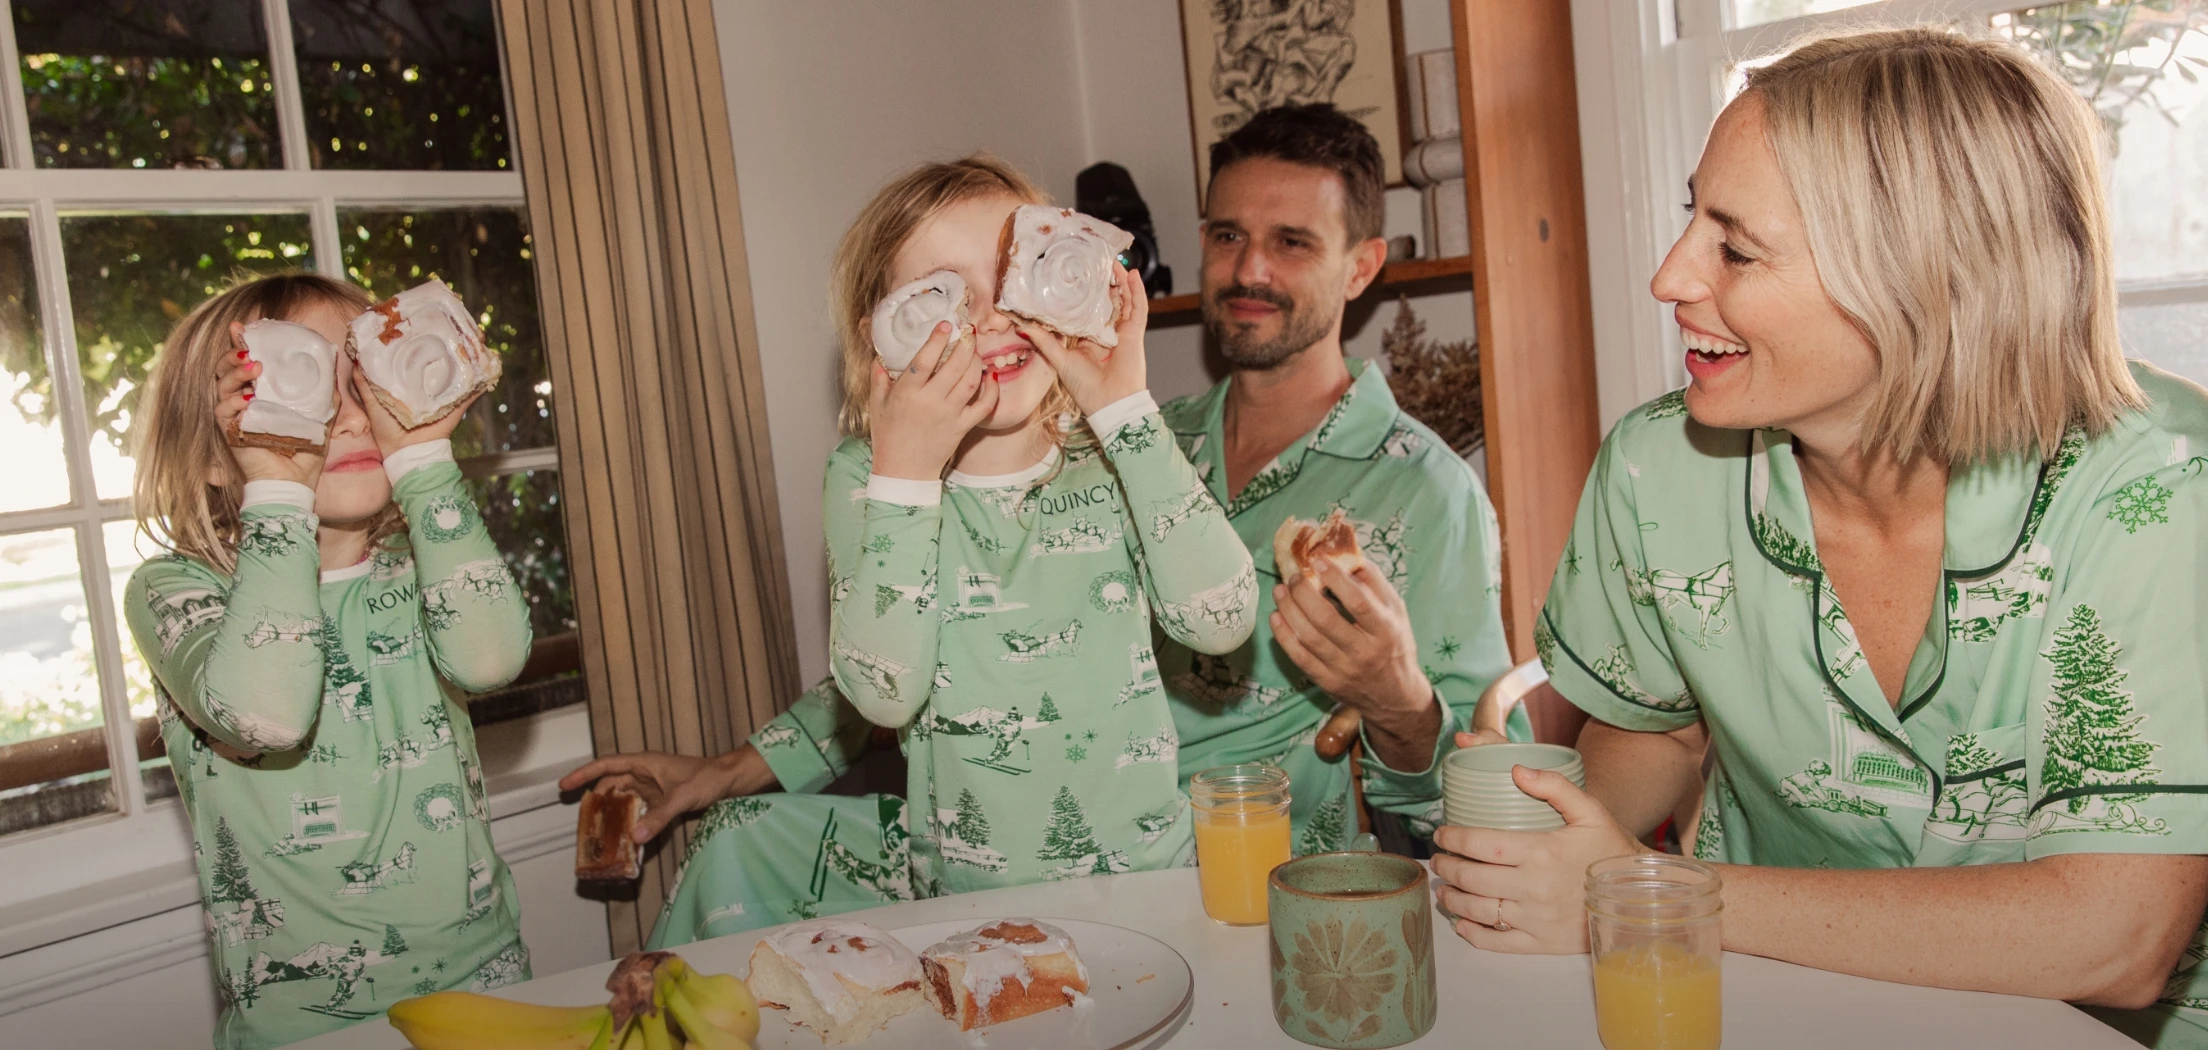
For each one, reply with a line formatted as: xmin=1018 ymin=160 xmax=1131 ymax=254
xmin=1191 ymin=764 xmax=1292 ymax=925
xmin=1586 ymin=855 xmax=1723 ymax=1050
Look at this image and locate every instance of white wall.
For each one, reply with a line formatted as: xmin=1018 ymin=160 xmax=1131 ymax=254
xmin=727 ymin=0 xmax=1481 ymax=683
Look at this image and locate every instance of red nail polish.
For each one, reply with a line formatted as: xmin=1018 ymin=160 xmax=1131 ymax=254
xmin=236 ymin=350 xmax=248 ymax=360
xmin=242 ymin=392 xmax=253 ymax=401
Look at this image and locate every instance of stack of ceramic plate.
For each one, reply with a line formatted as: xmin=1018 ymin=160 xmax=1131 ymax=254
xmin=1441 ymin=743 xmax=1587 ymax=831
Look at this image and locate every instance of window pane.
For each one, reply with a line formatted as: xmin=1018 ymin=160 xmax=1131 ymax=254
xmin=339 ymin=207 xmax=552 ymax=455
xmin=0 ymin=528 xmax=118 ymax=835
xmin=0 ymin=215 xmax=67 ymax=514
xmin=2121 ymin=295 xmax=2208 ymax=386
xmin=13 ymin=0 xmax=279 ymax=169
xmin=60 ymin=211 xmax=316 ymax=501
xmin=289 ymin=0 xmax=510 ymax=170
xmin=1730 ymin=0 xmax=1883 ymax=29
xmin=1996 ymin=2 xmax=2208 ymax=284
xmin=466 ymin=469 xmax=575 ymax=640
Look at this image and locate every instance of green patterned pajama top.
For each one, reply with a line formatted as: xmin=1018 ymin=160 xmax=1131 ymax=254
xmin=123 ymin=441 xmax=533 ymax=1049
xmin=826 ymin=393 xmax=1256 ymax=896
xmin=1539 ymin=364 xmax=2208 ymax=1047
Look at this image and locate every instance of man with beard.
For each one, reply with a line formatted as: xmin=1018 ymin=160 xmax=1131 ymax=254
xmin=1157 ymin=103 xmax=1517 ymax=854
xmin=564 ymin=107 xmax=1515 ymax=944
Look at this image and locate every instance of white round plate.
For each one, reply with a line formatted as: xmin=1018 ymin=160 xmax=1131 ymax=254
xmin=748 ymin=917 xmax=1193 ymax=1049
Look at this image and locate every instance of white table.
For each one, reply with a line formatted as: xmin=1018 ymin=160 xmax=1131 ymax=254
xmin=295 ymin=867 xmax=2136 ymax=1049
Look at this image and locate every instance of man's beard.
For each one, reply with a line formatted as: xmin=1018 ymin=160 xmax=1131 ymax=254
xmin=1203 ymin=283 xmax=1334 ymax=369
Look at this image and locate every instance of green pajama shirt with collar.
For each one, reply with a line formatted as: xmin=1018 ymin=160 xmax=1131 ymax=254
xmin=1157 ymin=357 xmax=1520 ymax=853
xmin=122 ymin=441 xmax=533 ymax=1050
xmin=1538 ymin=364 xmax=2208 ymax=1048
xmin=650 ymin=394 xmax=1256 ymax=946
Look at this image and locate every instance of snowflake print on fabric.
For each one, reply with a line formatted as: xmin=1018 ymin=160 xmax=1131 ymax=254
xmin=417 ymin=495 xmax=482 ymax=543
xmin=2031 ymin=604 xmax=2169 ymax=837
xmin=2107 ymin=475 xmax=2174 ymax=534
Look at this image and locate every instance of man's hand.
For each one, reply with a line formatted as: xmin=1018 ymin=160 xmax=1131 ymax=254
xmin=559 ymin=745 xmax=776 ymax=844
xmin=1271 ymin=559 xmax=1442 ymax=768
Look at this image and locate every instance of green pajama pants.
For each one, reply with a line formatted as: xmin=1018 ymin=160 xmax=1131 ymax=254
xmin=647 ymin=793 xmax=916 ymax=949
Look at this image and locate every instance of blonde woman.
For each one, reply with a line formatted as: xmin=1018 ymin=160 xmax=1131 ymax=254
xmin=125 ymin=275 xmax=532 ymax=1048
xmin=571 ymin=157 xmax=1255 ymax=946
xmin=1435 ymin=28 xmax=2208 ymax=1045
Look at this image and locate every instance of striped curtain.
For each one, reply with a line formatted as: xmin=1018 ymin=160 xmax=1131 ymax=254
xmin=496 ymin=0 xmax=800 ymax=953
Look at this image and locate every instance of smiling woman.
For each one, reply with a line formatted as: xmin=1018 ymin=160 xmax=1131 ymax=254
xmin=1436 ymin=25 xmax=2208 ymax=1050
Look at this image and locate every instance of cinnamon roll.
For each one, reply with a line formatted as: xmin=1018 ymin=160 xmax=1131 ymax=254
xmin=869 ymin=269 xmax=972 ymax=375
xmin=347 ymin=280 xmax=501 ymax=428
xmin=228 ymin=319 xmax=339 ymax=453
xmin=994 ymin=205 xmax=1133 ymax=348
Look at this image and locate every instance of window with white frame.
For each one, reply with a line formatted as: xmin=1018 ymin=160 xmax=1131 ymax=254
xmin=1599 ymin=0 xmax=2208 ymax=401
xmin=0 ymin=0 xmax=577 ymax=842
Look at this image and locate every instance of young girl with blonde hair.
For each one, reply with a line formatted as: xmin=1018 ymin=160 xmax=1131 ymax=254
xmin=573 ymin=156 xmax=1256 ymax=945
xmin=126 ymin=274 xmax=533 ymax=1048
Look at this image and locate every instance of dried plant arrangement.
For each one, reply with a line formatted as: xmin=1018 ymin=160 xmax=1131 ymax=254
xmin=1380 ymin=297 xmax=1482 ymax=457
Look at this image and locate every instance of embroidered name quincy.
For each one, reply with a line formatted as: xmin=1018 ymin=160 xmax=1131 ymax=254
xmin=367 ymin=583 xmax=420 ymax=613
xmin=1036 ymin=484 xmax=1116 ymax=516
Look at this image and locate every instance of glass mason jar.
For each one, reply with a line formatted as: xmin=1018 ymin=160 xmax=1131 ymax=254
xmin=1190 ymin=763 xmax=1293 ymax=925
xmin=1585 ymin=854 xmax=1724 ymax=1050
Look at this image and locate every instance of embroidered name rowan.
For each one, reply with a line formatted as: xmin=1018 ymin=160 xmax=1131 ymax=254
xmin=367 ymin=583 xmax=420 ymax=613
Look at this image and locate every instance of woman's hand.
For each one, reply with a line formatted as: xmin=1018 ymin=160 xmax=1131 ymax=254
xmin=1430 ymin=765 xmax=1646 ymax=954
xmin=558 ymin=745 xmax=776 ymax=844
xmin=218 ymin=323 xmax=325 ymax=487
xmin=350 ymin=363 xmax=480 ymax=453
xmin=868 ymin=320 xmax=999 ymax=481
xmin=1021 ymin=265 xmax=1149 ymax=416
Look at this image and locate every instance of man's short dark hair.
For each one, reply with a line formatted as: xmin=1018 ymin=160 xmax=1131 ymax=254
xmin=1208 ymin=103 xmax=1385 ymax=244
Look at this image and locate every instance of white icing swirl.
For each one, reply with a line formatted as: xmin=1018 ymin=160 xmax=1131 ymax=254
xmin=870 ymin=269 xmax=971 ymax=375
xmin=996 ymin=205 xmax=1132 ymax=349
xmin=764 ymin=919 xmax=922 ymax=1020
xmin=921 ymin=918 xmax=1085 ymax=1005
xmin=347 ymin=281 xmax=496 ymax=425
xmin=237 ymin=319 xmax=337 ymax=443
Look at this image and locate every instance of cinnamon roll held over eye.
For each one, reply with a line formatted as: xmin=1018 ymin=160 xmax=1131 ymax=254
xmin=346 ymin=280 xmax=501 ymax=429
xmin=229 ymin=319 xmax=339 ymax=452
xmin=869 ymin=269 xmax=973 ymax=375
xmin=994 ymin=204 xmax=1133 ymax=348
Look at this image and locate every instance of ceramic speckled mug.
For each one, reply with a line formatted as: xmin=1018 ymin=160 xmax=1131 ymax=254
xmin=1267 ymin=851 xmax=1437 ymax=1048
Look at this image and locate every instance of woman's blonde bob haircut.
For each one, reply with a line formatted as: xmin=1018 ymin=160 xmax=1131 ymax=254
xmin=1743 ymin=26 xmax=2143 ymax=463
xmin=828 ymin=154 xmax=1080 ymax=443
xmin=133 ymin=272 xmax=382 ymax=573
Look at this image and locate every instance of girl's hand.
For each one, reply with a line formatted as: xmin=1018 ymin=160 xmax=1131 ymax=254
xmin=1429 ymin=767 xmax=1646 ymax=954
xmin=1020 ymin=265 xmax=1149 ymax=416
xmin=350 ymin=364 xmax=481 ymax=453
xmin=218 ymin=323 xmax=325 ymax=487
xmin=868 ymin=320 xmax=998 ymax=481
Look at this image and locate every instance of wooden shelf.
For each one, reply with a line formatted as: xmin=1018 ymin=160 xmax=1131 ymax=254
xmin=1144 ymin=254 xmax=1475 ymax=325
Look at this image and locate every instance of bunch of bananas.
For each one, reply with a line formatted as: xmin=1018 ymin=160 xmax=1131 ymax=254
xmin=387 ymin=950 xmax=760 ymax=1050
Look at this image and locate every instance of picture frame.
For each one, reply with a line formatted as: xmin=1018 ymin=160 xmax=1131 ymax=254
xmin=1178 ymin=0 xmax=1405 ymax=204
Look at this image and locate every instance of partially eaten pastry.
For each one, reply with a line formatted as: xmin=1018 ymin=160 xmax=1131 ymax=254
xmin=920 ymin=919 xmax=1089 ymax=1031
xmin=1271 ymin=508 xmax=1368 ymax=583
xmin=573 ymin=789 xmax=645 ymax=882
xmin=347 ymin=280 xmax=500 ymax=428
xmin=228 ymin=319 xmax=339 ymax=453
xmin=747 ymin=919 xmax=926 ymax=1045
xmin=869 ymin=269 xmax=972 ymax=375
xmin=995 ymin=204 xmax=1132 ymax=348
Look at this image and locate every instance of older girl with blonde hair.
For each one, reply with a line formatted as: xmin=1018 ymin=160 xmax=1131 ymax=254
xmin=1438 ymin=26 xmax=2208 ymax=1046
xmin=574 ymin=156 xmax=1255 ymax=945
xmin=126 ymin=274 xmax=533 ymax=1047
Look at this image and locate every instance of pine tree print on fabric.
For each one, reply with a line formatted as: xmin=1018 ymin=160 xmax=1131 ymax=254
xmin=2108 ymin=475 xmax=2174 ymax=534
xmin=1037 ymin=786 xmax=1129 ymax=880
xmin=381 ymin=924 xmax=409 ymax=958
xmin=210 ymin=817 xmax=258 ymax=903
xmin=319 ymin=618 xmax=373 ymax=722
xmin=938 ymin=788 xmax=1010 ymax=873
xmin=2034 ymin=604 xmax=2169 ymax=836
xmin=1298 ymin=796 xmax=1350 ymax=856
xmin=1642 ymin=389 xmax=1688 ymax=420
